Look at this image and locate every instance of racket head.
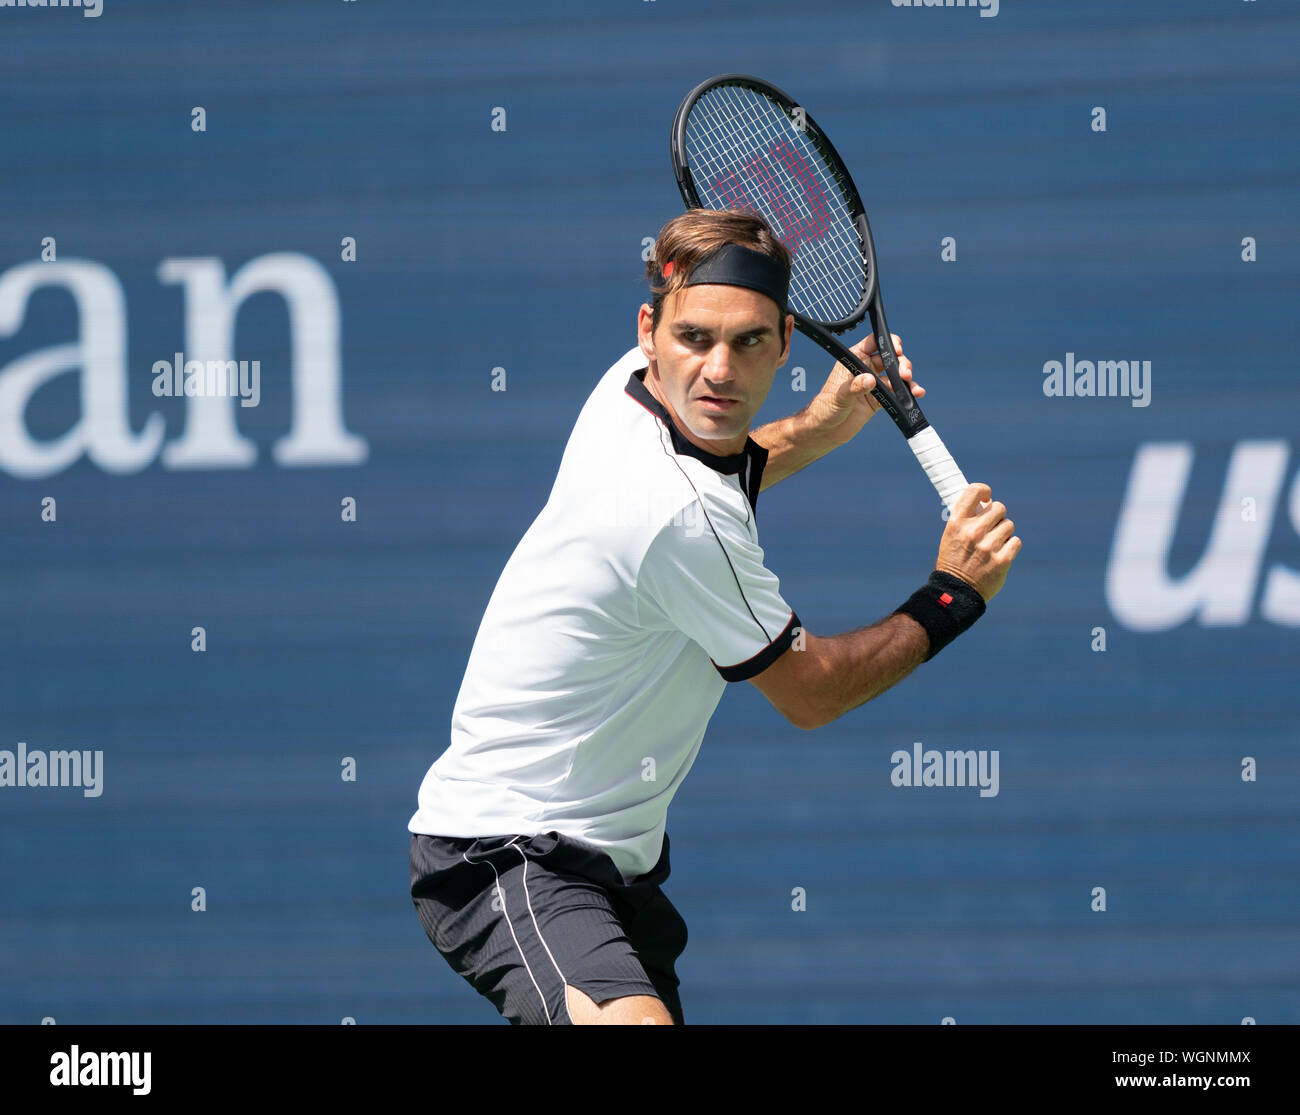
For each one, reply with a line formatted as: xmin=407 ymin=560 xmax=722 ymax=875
xmin=671 ymin=73 xmax=877 ymax=334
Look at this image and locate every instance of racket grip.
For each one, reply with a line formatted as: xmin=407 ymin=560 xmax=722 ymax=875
xmin=907 ymin=426 xmax=968 ymax=513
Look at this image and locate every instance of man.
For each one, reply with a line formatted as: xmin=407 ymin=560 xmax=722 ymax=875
xmin=409 ymin=209 xmax=1020 ymax=1026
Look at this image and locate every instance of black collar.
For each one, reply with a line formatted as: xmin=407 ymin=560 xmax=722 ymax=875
xmin=624 ymin=367 xmax=768 ymax=511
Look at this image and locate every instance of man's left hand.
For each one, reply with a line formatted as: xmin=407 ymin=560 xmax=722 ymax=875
xmin=804 ymin=333 xmax=924 ymax=448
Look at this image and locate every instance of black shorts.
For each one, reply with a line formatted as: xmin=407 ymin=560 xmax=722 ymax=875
xmin=409 ymin=829 xmax=688 ymax=1025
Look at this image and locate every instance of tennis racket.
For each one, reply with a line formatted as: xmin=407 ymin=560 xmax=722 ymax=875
xmin=670 ymin=73 xmax=969 ymax=512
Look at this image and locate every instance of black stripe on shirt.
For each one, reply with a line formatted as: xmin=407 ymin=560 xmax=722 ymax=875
xmin=714 ymin=611 xmax=801 ymax=682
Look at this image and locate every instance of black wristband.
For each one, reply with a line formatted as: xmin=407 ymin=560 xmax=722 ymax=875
xmin=892 ymin=571 xmax=987 ymax=662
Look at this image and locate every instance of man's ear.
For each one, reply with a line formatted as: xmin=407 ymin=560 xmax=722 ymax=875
xmin=778 ymin=312 xmax=794 ymax=365
xmin=637 ymin=304 xmax=656 ymax=361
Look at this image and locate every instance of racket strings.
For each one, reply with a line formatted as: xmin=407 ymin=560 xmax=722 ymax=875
xmin=690 ymin=93 xmax=861 ymax=322
xmin=685 ymin=84 xmax=867 ymax=325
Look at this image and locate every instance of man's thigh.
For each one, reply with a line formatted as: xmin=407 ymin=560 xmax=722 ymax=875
xmin=410 ymin=831 xmax=687 ymax=1026
xmin=565 ymin=984 xmax=673 ymax=1025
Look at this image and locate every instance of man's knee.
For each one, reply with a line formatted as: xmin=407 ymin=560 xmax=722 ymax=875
xmin=564 ymin=983 xmax=674 ymax=1025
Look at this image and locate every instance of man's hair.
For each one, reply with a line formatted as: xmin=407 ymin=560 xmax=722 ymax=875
xmin=646 ymin=209 xmax=791 ymax=336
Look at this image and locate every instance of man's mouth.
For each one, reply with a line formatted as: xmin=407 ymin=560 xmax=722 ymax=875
xmin=697 ymin=395 xmax=740 ymax=410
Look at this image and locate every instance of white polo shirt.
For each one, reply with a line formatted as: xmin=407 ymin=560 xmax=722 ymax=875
xmin=408 ymin=346 xmax=800 ymax=881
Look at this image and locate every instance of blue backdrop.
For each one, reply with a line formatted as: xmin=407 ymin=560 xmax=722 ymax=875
xmin=1 ymin=0 xmax=1296 ymax=1024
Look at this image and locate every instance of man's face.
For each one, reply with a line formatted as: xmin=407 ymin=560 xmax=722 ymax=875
xmin=637 ymin=283 xmax=793 ymax=456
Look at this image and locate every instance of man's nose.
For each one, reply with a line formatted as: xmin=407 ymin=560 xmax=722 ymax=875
xmin=703 ymin=343 xmax=737 ymax=381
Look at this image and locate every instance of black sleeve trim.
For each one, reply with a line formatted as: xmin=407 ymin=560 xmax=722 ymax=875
xmin=713 ymin=611 xmax=801 ymax=682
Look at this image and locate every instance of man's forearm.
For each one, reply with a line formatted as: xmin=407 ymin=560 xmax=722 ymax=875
xmin=805 ymin=614 xmax=930 ymax=726
xmin=751 ymin=408 xmax=842 ymax=491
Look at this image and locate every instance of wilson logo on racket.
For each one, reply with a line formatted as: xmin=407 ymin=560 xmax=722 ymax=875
xmin=713 ymin=140 xmax=832 ymax=256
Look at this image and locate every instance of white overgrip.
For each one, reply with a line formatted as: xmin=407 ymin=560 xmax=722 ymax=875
xmin=907 ymin=425 xmax=968 ymax=513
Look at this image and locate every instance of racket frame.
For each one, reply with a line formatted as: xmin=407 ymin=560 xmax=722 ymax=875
xmin=670 ymin=72 xmax=929 ymax=437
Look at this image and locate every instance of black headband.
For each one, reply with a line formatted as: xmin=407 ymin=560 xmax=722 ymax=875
xmin=658 ymin=242 xmax=790 ymax=311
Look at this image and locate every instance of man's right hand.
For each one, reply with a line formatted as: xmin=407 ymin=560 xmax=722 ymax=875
xmin=935 ymin=483 xmax=1021 ymax=603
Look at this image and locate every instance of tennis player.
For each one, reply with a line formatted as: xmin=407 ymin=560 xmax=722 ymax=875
xmin=409 ymin=209 xmax=1020 ymax=1025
